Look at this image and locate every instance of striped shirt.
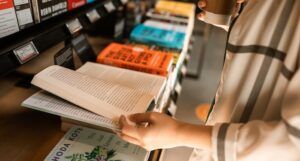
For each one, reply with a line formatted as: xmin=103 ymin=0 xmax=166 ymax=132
xmin=190 ymin=0 xmax=300 ymax=161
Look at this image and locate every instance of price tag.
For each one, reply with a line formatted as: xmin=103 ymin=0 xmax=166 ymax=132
xmin=13 ymin=42 xmax=39 ymax=64
xmin=120 ymin=0 xmax=128 ymax=4
xmin=104 ymin=1 xmax=116 ymax=13
xmin=65 ymin=18 xmax=83 ymax=35
xmin=86 ymin=9 xmax=101 ymax=23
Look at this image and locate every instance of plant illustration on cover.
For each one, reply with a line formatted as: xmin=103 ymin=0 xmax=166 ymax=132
xmin=65 ymin=146 xmax=120 ymax=161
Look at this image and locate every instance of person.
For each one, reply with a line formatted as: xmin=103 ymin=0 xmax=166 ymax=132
xmin=118 ymin=0 xmax=300 ymax=161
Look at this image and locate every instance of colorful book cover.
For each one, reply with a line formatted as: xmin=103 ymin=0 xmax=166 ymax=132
xmin=45 ymin=126 xmax=148 ymax=161
xmin=130 ymin=24 xmax=185 ymax=50
xmin=67 ymin=0 xmax=86 ymax=10
xmin=31 ymin=0 xmax=67 ymax=23
xmin=97 ymin=43 xmax=173 ymax=76
xmin=155 ymin=0 xmax=195 ymax=17
xmin=0 ymin=0 xmax=19 ymax=38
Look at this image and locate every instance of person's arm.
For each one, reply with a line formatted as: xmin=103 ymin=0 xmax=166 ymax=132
xmin=118 ymin=70 xmax=300 ymax=161
xmin=118 ymin=112 xmax=212 ymax=151
xmin=209 ymin=69 xmax=300 ymax=161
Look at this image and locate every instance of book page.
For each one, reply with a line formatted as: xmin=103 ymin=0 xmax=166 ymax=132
xmin=31 ymin=65 xmax=154 ymax=119
xmin=22 ymin=91 xmax=119 ymax=131
xmin=77 ymin=62 xmax=166 ymax=100
xmin=45 ymin=126 xmax=149 ymax=161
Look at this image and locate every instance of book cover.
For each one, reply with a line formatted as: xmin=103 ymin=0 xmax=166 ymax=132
xmin=31 ymin=0 xmax=67 ymax=23
xmin=0 ymin=0 xmax=19 ymax=38
xmin=97 ymin=43 xmax=173 ymax=76
xmin=144 ymin=19 xmax=187 ymax=33
xmin=155 ymin=0 xmax=195 ymax=17
xmin=45 ymin=126 xmax=149 ymax=161
xmin=67 ymin=0 xmax=85 ymax=11
xmin=130 ymin=24 xmax=185 ymax=50
xmin=13 ymin=0 xmax=34 ymax=29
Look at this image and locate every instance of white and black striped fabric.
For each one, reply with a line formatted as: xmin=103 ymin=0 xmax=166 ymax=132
xmin=190 ymin=0 xmax=300 ymax=161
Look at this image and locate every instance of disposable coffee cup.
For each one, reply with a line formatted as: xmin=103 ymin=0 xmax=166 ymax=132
xmin=203 ymin=0 xmax=236 ymax=26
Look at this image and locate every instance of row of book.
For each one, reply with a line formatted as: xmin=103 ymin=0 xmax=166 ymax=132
xmin=21 ymin=0 xmax=195 ymax=160
xmin=0 ymin=0 xmax=96 ymax=38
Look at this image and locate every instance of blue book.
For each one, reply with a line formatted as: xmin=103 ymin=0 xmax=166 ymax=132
xmin=130 ymin=24 xmax=185 ymax=50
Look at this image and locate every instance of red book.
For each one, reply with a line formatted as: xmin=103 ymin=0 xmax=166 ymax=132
xmin=97 ymin=43 xmax=173 ymax=76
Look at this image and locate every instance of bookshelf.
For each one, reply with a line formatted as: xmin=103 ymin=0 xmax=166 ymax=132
xmin=0 ymin=0 xmax=128 ymax=77
xmin=0 ymin=0 xmax=197 ymax=160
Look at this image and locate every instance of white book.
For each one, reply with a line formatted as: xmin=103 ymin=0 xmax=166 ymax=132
xmin=45 ymin=126 xmax=149 ymax=161
xmin=22 ymin=62 xmax=166 ymax=122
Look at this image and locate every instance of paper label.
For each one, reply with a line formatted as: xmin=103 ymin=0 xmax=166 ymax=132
xmin=86 ymin=9 xmax=100 ymax=23
xmin=66 ymin=18 xmax=82 ymax=35
xmin=104 ymin=1 xmax=115 ymax=13
xmin=13 ymin=42 xmax=39 ymax=64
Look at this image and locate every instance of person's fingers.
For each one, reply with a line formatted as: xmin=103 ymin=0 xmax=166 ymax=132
xmin=198 ymin=0 xmax=206 ymax=9
xmin=129 ymin=113 xmax=155 ymax=124
xmin=119 ymin=115 xmax=142 ymax=138
xmin=197 ymin=12 xmax=206 ymax=21
xmin=117 ymin=133 xmax=141 ymax=146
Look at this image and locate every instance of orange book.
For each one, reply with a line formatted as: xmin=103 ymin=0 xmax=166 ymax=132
xmin=97 ymin=43 xmax=173 ymax=76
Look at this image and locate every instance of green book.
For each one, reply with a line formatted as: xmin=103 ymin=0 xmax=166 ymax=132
xmin=45 ymin=126 xmax=149 ymax=161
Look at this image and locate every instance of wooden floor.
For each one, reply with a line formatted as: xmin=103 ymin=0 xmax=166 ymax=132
xmin=0 ymin=74 xmax=65 ymax=161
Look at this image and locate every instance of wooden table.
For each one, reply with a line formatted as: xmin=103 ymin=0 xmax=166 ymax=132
xmin=0 ymin=74 xmax=65 ymax=161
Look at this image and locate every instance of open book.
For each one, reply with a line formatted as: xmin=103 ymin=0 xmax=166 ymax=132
xmin=22 ymin=62 xmax=166 ymax=124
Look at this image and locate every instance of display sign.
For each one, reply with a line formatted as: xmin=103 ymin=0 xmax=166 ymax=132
xmin=65 ymin=18 xmax=82 ymax=35
xmin=86 ymin=9 xmax=100 ymax=23
xmin=54 ymin=45 xmax=75 ymax=69
xmin=13 ymin=41 xmax=39 ymax=64
xmin=104 ymin=1 xmax=115 ymax=13
xmin=71 ymin=34 xmax=96 ymax=63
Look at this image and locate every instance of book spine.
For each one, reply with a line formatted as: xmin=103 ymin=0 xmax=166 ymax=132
xmin=31 ymin=0 xmax=40 ymax=23
xmin=0 ymin=0 xmax=20 ymax=38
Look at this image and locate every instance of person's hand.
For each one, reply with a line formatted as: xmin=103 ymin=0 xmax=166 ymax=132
xmin=198 ymin=0 xmax=245 ymax=31
xmin=118 ymin=112 xmax=213 ymax=151
xmin=118 ymin=112 xmax=183 ymax=151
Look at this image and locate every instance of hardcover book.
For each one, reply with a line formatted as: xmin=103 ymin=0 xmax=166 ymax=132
xmin=31 ymin=0 xmax=67 ymax=23
xmin=0 ymin=0 xmax=19 ymax=38
xmin=144 ymin=19 xmax=187 ymax=33
xmin=14 ymin=0 xmax=34 ymax=29
xmin=130 ymin=24 xmax=185 ymax=50
xmin=45 ymin=126 xmax=149 ymax=161
xmin=22 ymin=62 xmax=166 ymax=122
xmin=97 ymin=43 xmax=173 ymax=76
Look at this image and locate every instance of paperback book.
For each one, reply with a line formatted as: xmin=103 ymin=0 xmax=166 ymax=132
xmin=97 ymin=43 xmax=173 ymax=76
xmin=31 ymin=0 xmax=67 ymax=23
xmin=45 ymin=126 xmax=149 ymax=161
xmin=130 ymin=24 xmax=185 ymax=50
xmin=22 ymin=62 xmax=166 ymax=126
xmin=155 ymin=0 xmax=195 ymax=18
xmin=0 ymin=0 xmax=19 ymax=38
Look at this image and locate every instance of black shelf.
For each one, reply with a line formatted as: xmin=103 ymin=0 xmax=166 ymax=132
xmin=0 ymin=0 xmax=127 ymax=77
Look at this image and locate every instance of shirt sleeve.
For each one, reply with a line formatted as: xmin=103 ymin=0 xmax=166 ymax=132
xmin=211 ymin=69 xmax=300 ymax=161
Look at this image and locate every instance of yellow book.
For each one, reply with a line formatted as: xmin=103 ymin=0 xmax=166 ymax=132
xmin=155 ymin=0 xmax=195 ymax=17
